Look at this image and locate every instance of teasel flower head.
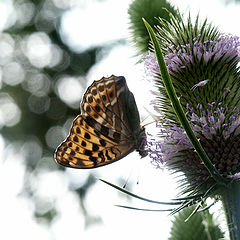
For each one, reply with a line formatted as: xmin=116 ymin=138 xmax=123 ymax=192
xmin=144 ymin=12 xmax=240 ymax=198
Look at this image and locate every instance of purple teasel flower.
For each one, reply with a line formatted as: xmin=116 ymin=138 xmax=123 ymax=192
xmin=144 ymin=32 xmax=240 ymax=193
xmin=144 ymin=34 xmax=240 ymax=77
xmin=146 ymin=103 xmax=240 ymax=190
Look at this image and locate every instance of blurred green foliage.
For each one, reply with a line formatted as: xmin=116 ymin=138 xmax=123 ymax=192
xmin=128 ymin=0 xmax=176 ymax=56
xmin=169 ymin=205 xmax=224 ymax=240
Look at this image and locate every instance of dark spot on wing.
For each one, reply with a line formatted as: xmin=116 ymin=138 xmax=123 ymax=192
xmin=84 ymin=132 xmax=91 ymax=139
xmin=92 ymin=143 xmax=99 ymax=151
xmin=92 ymin=89 xmax=97 ymax=95
xmin=110 ymin=148 xmax=117 ymax=158
xmin=70 ymin=150 xmax=75 ymax=156
xmin=84 ymin=149 xmax=92 ymax=156
xmin=73 ymin=136 xmax=79 ymax=142
xmin=105 ymin=150 xmax=112 ymax=160
xmin=109 ymin=91 xmax=113 ymax=98
xmin=99 ymin=139 xmax=106 ymax=147
xmin=89 ymin=156 xmax=98 ymax=166
xmin=95 ymin=105 xmax=101 ymax=112
xmin=102 ymin=95 xmax=106 ymax=101
xmin=76 ymin=127 xmax=81 ymax=134
xmin=100 ymin=125 xmax=109 ymax=136
xmin=106 ymin=82 xmax=113 ymax=89
xmin=98 ymin=151 xmax=105 ymax=162
xmin=88 ymin=96 xmax=93 ymax=103
xmin=86 ymin=105 xmax=91 ymax=112
xmin=99 ymin=85 xmax=104 ymax=92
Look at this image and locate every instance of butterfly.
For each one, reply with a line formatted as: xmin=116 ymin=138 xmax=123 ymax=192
xmin=54 ymin=75 xmax=147 ymax=169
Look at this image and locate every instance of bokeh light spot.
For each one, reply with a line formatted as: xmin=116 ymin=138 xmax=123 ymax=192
xmin=28 ymin=95 xmax=50 ymax=114
xmin=3 ymin=61 xmax=25 ymax=86
xmin=48 ymin=44 xmax=63 ymax=68
xmin=24 ymin=32 xmax=52 ymax=68
xmin=21 ymin=137 xmax=42 ymax=168
xmin=15 ymin=2 xmax=35 ymax=28
xmin=56 ymin=76 xmax=83 ymax=106
xmin=45 ymin=126 xmax=65 ymax=149
xmin=0 ymin=33 xmax=15 ymax=65
xmin=0 ymin=93 xmax=21 ymax=128
xmin=22 ymin=72 xmax=51 ymax=97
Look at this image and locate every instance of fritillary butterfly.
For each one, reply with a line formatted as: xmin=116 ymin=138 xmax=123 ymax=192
xmin=54 ymin=75 xmax=147 ymax=169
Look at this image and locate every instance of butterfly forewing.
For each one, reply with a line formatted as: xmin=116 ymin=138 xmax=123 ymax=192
xmin=55 ymin=75 xmax=147 ymax=169
xmin=81 ymin=76 xmax=131 ymax=140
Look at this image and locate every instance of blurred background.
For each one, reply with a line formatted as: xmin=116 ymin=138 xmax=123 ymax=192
xmin=0 ymin=0 xmax=240 ymax=239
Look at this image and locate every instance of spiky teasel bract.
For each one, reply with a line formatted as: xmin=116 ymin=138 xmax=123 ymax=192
xmin=128 ymin=0 xmax=176 ymax=56
xmin=145 ymin=11 xmax=240 ymax=198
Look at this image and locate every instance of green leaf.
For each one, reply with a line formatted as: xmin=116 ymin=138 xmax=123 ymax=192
xmin=169 ymin=206 xmax=224 ymax=240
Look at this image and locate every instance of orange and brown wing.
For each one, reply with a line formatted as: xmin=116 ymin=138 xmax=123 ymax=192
xmin=81 ymin=75 xmax=132 ymax=143
xmin=54 ymin=116 xmax=134 ymax=169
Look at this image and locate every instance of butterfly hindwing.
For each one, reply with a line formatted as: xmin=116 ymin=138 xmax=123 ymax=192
xmin=55 ymin=116 xmax=134 ymax=168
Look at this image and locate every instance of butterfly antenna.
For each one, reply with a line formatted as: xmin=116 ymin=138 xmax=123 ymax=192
xmin=143 ymin=117 xmax=165 ymax=127
xmin=142 ymin=107 xmax=166 ymax=127
xmin=140 ymin=114 xmax=151 ymax=125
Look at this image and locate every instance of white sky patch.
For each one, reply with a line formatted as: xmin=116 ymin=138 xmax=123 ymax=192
xmin=60 ymin=0 xmax=131 ymax=51
xmin=171 ymin=0 xmax=240 ymax=36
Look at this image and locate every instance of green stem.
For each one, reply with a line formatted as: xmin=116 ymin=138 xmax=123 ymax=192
xmin=142 ymin=18 xmax=229 ymax=186
xmin=221 ymin=182 xmax=240 ymax=240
